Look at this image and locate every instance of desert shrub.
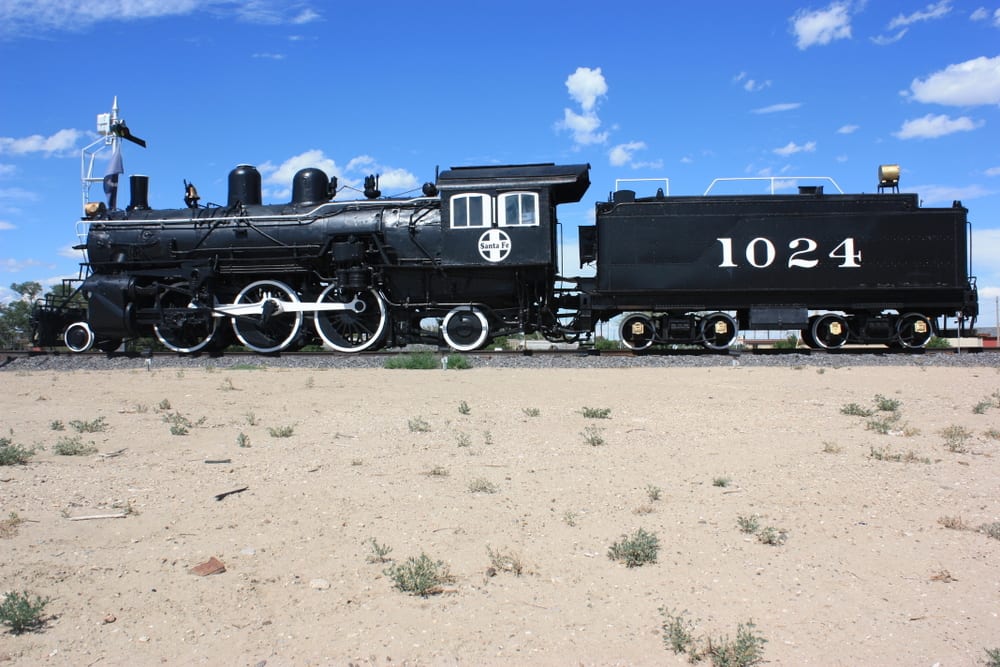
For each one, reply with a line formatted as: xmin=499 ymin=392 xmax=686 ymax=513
xmin=487 ymin=546 xmax=523 ymax=576
xmin=267 ymin=425 xmax=295 ymax=438
xmin=660 ymin=608 xmax=767 ymax=666
xmin=873 ymin=394 xmax=901 ymax=412
xmin=408 ymin=417 xmax=431 ymax=433
xmin=384 ymin=553 xmax=452 ymax=596
xmin=582 ymin=426 xmax=605 ymax=446
xmin=737 ymin=515 xmax=760 ymax=534
xmin=980 ymin=521 xmax=1000 ymax=541
xmin=581 ymin=406 xmax=612 ymax=419
xmin=941 ymin=425 xmax=972 ymax=452
xmin=68 ymin=416 xmax=107 ymax=433
xmin=0 ymin=438 xmax=35 ymax=466
xmin=365 ymin=538 xmax=393 ymax=564
xmin=468 ymin=478 xmax=498 ymax=494
xmin=53 ymin=435 xmax=97 ymax=456
xmin=840 ymin=402 xmax=873 ymax=417
xmin=0 ymin=591 xmax=49 ymax=635
xmin=608 ymin=528 xmax=659 ymax=567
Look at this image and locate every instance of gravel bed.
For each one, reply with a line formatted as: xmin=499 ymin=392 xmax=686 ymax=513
xmin=3 ymin=348 xmax=997 ymax=372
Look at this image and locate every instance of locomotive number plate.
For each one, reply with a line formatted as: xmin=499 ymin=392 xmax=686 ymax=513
xmin=631 ymin=322 xmax=646 ymax=335
xmin=914 ymin=321 xmax=928 ymax=333
xmin=829 ymin=322 xmax=842 ymax=335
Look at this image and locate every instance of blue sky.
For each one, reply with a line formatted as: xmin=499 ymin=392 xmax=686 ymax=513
xmin=1 ymin=1 xmax=999 ymax=326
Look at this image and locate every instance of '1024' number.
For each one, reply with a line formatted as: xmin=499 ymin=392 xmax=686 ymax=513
xmin=716 ymin=237 xmax=862 ymax=269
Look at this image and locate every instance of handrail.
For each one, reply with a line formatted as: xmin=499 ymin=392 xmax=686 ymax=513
xmin=702 ymin=176 xmax=844 ymax=195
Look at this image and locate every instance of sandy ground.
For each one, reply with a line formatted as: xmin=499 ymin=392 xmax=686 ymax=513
xmin=1 ymin=363 xmax=999 ymax=666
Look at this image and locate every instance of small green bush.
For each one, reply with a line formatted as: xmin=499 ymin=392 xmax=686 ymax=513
xmin=0 ymin=591 xmax=49 ymax=635
xmin=985 ymin=647 xmax=1000 ymax=667
xmin=608 ymin=528 xmax=660 ymax=567
xmin=53 ymin=435 xmax=97 ymax=456
xmin=873 ymin=394 xmax=901 ymax=412
xmin=941 ymin=425 xmax=972 ymax=452
xmin=840 ymin=402 xmax=873 ymax=417
xmin=267 ymin=425 xmax=295 ymax=438
xmin=468 ymin=478 xmax=498 ymax=494
xmin=458 ymin=400 xmax=471 ymax=415
xmin=737 ymin=515 xmax=760 ymax=534
xmin=582 ymin=425 xmax=605 ymax=446
xmin=660 ymin=608 xmax=767 ymax=666
xmin=69 ymin=416 xmax=107 ymax=433
xmin=408 ymin=417 xmax=431 ymax=433
xmin=713 ymin=476 xmax=731 ymax=488
xmin=0 ymin=438 xmax=35 ymax=466
xmin=365 ymin=537 xmax=393 ymax=564
xmin=384 ymin=553 xmax=452 ymax=596
xmin=581 ymin=406 xmax=612 ymax=419
xmin=383 ymin=351 xmax=470 ymax=370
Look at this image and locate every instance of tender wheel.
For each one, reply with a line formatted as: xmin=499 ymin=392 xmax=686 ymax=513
xmin=810 ymin=313 xmax=850 ymax=349
xmin=801 ymin=320 xmax=819 ymax=349
xmin=153 ymin=282 xmax=220 ymax=354
xmin=700 ymin=312 xmax=738 ymax=351
xmin=442 ymin=306 xmax=489 ymax=351
xmin=896 ymin=312 xmax=933 ymax=349
xmin=64 ymin=321 xmax=94 ymax=353
xmin=314 ymin=286 xmax=388 ymax=353
xmin=230 ymin=280 xmax=303 ymax=354
xmin=620 ymin=314 xmax=656 ymax=351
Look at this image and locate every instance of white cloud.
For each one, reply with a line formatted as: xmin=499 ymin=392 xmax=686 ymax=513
xmin=871 ymin=29 xmax=907 ymax=45
xmin=252 ymin=52 xmax=286 ymax=60
xmin=2 ymin=257 xmax=44 ymax=273
xmin=909 ymin=55 xmax=1000 ymax=105
xmin=558 ymin=108 xmax=608 ymax=146
xmin=609 ymin=142 xmax=647 ymax=167
xmin=565 ymin=67 xmax=607 ymax=112
xmin=0 ymin=129 xmax=85 ymax=156
xmin=0 ymin=164 xmax=15 ymax=177
xmin=0 ymin=220 xmax=15 ymax=230
xmin=773 ymin=141 xmax=817 ymax=156
xmin=909 ymin=183 xmax=993 ymax=204
xmin=58 ymin=244 xmax=84 ymax=258
xmin=888 ymin=1 xmax=952 ymax=29
xmin=790 ymin=2 xmax=852 ymax=49
xmin=986 ymin=166 xmax=1000 ymax=176
xmin=837 ymin=124 xmax=860 ymax=134
xmin=752 ymin=103 xmax=801 ymax=114
xmin=734 ymin=72 xmax=771 ymax=92
xmin=0 ymin=0 xmax=321 ymax=37
xmin=893 ymin=114 xmax=983 ymax=139
xmin=557 ymin=67 xmax=611 ymax=148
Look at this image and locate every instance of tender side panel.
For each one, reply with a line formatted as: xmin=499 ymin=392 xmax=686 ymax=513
xmin=593 ymin=194 xmax=970 ymax=314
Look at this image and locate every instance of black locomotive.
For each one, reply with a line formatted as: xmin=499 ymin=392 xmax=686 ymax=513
xmin=33 ymin=149 xmax=978 ymax=354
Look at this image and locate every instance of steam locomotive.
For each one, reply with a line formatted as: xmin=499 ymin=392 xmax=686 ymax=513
xmin=32 ymin=115 xmax=978 ymax=354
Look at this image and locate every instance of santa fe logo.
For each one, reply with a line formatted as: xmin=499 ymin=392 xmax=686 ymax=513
xmin=477 ymin=229 xmax=512 ymax=263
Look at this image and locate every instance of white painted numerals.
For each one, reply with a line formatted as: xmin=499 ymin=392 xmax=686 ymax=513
xmin=717 ymin=237 xmax=861 ymax=269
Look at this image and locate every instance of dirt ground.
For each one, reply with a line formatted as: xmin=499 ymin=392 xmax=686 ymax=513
xmin=1 ymin=363 xmax=999 ymax=666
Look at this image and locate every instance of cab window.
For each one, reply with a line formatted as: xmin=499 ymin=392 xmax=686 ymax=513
xmin=450 ymin=193 xmax=491 ymax=228
xmin=499 ymin=192 xmax=538 ymax=227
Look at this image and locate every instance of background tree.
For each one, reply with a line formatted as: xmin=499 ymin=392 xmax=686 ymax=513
xmin=0 ymin=281 xmax=43 ymax=349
